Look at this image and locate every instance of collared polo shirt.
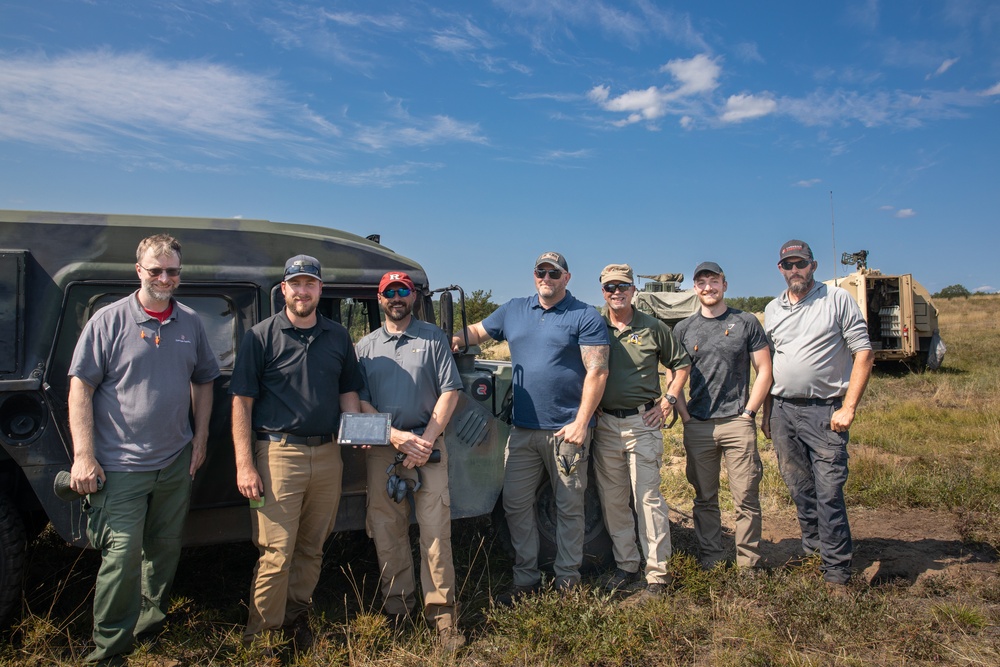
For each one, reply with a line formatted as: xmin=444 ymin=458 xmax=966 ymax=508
xmin=764 ymin=282 xmax=871 ymax=399
xmin=230 ymin=309 xmax=364 ymax=436
xmin=482 ymin=290 xmax=609 ymax=430
xmin=674 ymin=307 xmax=767 ymax=420
xmin=600 ymin=308 xmax=690 ymax=411
xmin=69 ymin=291 xmax=221 ymax=472
xmin=355 ymin=318 xmax=463 ymax=431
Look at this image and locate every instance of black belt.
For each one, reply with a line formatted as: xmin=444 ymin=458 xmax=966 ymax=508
xmin=604 ymin=399 xmax=656 ymax=419
xmin=256 ymin=431 xmax=333 ymax=446
xmin=777 ymin=396 xmax=843 ymax=407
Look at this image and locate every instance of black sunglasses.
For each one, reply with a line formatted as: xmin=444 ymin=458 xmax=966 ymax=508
xmin=139 ymin=264 xmax=181 ymax=277
xmin=534 ymin=268 xmax=564 ymax=279
xmin=780 ymin=259 xmax=811 ymax=270
xmin=285 ymin=261 xmax=321 ymax=278
xmin=602 ymin=283 xmax=633 ymax=293
xmin=381 ymin=287 xmax=412 ymax=298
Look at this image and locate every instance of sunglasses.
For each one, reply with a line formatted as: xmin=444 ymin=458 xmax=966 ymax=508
xmin=381 ymin=287 xmax=412 ymax=298
xmin=534 ymin=268 xmax=564 ymax=279
xmin=602 ymin=283 xmax=633 ymax=293
xmin=780 ymin=259 xmax=812 ymax=270
xmin=139 ymin=264 xmax=181 ymax=277
xmin=285 ymin=261 xmax=321 ymax=278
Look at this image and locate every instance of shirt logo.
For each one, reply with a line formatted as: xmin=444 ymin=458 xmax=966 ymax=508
xmin=627 ymin=333 xmax=641 ymax=344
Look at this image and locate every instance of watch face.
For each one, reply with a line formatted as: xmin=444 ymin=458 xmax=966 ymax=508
xmin=666 ymin=395 xmax=677 ymax=404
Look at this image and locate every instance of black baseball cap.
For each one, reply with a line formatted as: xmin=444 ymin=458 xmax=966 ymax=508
xmin=778 ymin=240 xmax=813 ymax=261
xmin=283 ymin=255 xmax=322 ymax=281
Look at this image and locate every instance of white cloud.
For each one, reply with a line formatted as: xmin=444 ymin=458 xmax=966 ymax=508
xmin=973 ymin=285 xmax=996 ymax=294
xmin=589 ymin=54 xmax=720 ymax=126
xmin=926 ymin=57 xmax=959 ymax=79
xmin=720 ymin=93 xmax=777 ymax=123
xmin=983 ymin=82 xmax=1000 ymax=96
xmin=894 ymin=208 xmax=916 ymax=218
xmin=354 ymin=114 xmax=487 ymax=150
xmin=0 ymin=50 xmax=302 ymax=152
xmin=878 ymin=205 xmax=895 ymax=211
xmin=793 ymin=179 xmax=822 ymax=188
xmin=272 ymin=162 xmax=442 ymax=188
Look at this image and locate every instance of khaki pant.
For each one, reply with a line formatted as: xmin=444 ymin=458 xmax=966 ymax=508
xmin=683 ymin=416 xmax=762 ymax=568
xmin=85 ymin=445 xmax=192 ymax=662
xmin=365 ymin=437 xmax=456 ymax=630
xmin=592 ymin=411 xmax=672 ymax=584
xmin=245 ymin=438 xmax=343 ymax=638
xmin=503 ymin=426 xmax=589 ymax=588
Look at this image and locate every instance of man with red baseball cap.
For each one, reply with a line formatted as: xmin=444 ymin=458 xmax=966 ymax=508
xmin=356 ymin=271 xmax=466 ymax=650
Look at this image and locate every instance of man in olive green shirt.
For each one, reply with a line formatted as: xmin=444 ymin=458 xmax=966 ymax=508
xmin=592 ymin=263 xmax=690 ymax=598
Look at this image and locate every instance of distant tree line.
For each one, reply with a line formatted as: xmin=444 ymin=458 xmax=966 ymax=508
xmin=932 ymin=284 xmax=997 ymax=299
xmin=727 ymin=296 xmax=774 ymax=314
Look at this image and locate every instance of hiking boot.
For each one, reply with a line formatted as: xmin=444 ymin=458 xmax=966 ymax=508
xmin=620 ymin=578 xmax=671 ymax=607
xmin=494 ymin=581 xmax=541 ymax=607
xmin=436 ymin=626 xmax=467 ymax=652
xmin=287 ymin=614 xmax=314 ymax=653
xmin=604 ymin=568 xmax=640 ymax=592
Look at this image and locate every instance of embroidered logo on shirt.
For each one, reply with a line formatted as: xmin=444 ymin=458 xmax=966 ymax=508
xmin=627 ymin=333 xmax=641 ymax=344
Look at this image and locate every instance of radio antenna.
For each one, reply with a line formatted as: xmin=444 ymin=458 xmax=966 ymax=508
xmin=830 ymin=190 xmax=837 ymax=283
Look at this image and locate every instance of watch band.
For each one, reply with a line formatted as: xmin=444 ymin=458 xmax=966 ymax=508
xmin=743 ymin=408 xmax=756 ymax=418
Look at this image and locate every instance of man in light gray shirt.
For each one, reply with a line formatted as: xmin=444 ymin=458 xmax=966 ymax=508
xmin=762 ymin=239 xmax=873 ymax=592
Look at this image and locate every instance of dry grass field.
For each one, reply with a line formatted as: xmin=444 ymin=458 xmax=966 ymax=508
xmin=2 ymin=297 xmax=997 ymax=666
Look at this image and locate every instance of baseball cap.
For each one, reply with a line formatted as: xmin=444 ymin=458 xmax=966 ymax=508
xmin=534 ymin=251 xmax=569 ymax=271
xmin=379 ymin=271 xmax=416 ymax=293
xmin=600 ymin=263 xmax=633 ymax=284
xmin=693 ymin=261 xmax=724 ymax=278
xmin=283 ymin=255 xmax=322 ymax=281
xmin=778 ymin=240 xmax=813 ymax=261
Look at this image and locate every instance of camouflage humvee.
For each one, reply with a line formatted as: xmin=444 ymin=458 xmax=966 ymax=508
xmin=0 ymin=210 xmax=516 ymax=625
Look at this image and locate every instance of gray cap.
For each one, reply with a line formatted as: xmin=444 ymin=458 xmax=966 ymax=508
xmin=283 ymin=254 xmax=322 ymax=281
xmin=779 ymin=240 xmax=813 ymax=261
xmin=534 ymin=251 xmax=568 ymax=271
xmin=694 ymin=261 xmax=724 ymax=278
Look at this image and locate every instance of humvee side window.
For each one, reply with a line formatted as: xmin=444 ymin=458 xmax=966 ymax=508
xmin=91 ymin=294 xmax=238 ymax=370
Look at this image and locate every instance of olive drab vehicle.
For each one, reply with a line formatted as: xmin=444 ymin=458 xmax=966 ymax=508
xmin=825 ymin=250 xmax=946 ymax=370
xmin=0 ymin=210 xmax=514 ymax=626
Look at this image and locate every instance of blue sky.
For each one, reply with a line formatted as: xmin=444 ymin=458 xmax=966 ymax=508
xmin=2 ymin=1 xmax=998 ymax=303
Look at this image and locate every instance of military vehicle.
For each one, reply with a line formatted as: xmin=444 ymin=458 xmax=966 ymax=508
xmin=825 ymin=250 xmax=945 ymax=369
xmin=0 ymin=210 xmax=531 ymax=625
xmin=632 ymin=272 xmax=700 ymax=328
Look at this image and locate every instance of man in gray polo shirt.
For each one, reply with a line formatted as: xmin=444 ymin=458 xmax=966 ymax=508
xmin=356 ymin=271 xmax=465 ymax=650
xmin=69 ymin=234 xmax=220 ymax=664
xmin=762 ymin=239 xmax=873 ymax=591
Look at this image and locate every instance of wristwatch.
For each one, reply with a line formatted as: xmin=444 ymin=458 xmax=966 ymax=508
xmin=743 ymin=408 xmax=756 ymax=418
xmin=664 ymin=394 xmax=677 ymax=405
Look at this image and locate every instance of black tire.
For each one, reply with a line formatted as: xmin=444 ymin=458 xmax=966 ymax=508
xmin=0 ymin=493 xmax=27 ymax=628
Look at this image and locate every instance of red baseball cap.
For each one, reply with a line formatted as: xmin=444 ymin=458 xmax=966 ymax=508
xmin=379 ymin=271 xmax=416 ymax=293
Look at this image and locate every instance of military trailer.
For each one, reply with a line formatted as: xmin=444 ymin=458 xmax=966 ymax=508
xmin=824 ymin=250 xmax=945 ymax=369
xmin=0 ymin=210 xmax=519 ymax=625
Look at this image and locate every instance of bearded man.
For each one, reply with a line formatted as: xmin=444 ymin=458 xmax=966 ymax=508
xmin=231 ymin=254 xmax=363 ymax=649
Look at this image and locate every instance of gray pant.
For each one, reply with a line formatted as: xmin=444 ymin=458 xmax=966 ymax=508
xmin=770 ymin=397 xmax=852 ymax=584
xmin=503 ymin=426 xmax=589 ymax=588
xmin=683 ymin=415 xmax=762 ymax=568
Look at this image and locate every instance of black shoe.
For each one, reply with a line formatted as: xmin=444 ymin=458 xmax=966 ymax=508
xmin=287 ymin=614 xmax=314 ymax=653
xmin=494 ymin=581 xmax=541 ymax=607
xmin=605 ymin=568 xmax=640 ymax=591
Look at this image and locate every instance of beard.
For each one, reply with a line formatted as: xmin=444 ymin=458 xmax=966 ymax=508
xmin=785 ymin=268 xmax=816 ymax=296
xmin=287 ymin=298 xmax=317 ymax=319
xmin=142 ymin=280 xmax=175 ymax=304
xmin=383 ymin=300 xmax=412 ymax=322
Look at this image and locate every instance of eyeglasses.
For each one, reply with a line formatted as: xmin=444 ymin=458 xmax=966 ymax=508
xmin=139 ymin=264 xmax=181 ymax=277
xmin=780 ymin=259 xmax=811 ymax=270
xmin=285 ymin=261 xmax=321 ymax=278
xmin=602 ymin=283 xmax=633 ymax=293
xmin=534 ymin=269 xmax=564 ymax=279
xmin=381 ymin=287 xmax=412 ymax=298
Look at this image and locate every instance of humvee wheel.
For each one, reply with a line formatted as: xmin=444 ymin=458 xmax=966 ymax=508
xmin=0 ymin=493 xmax=27 ymax=628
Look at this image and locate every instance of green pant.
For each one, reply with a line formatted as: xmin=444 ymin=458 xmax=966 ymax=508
xmin=85 ymin=445 xmax=192 ymax=662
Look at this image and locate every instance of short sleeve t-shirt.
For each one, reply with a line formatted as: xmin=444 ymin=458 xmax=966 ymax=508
xmin=355 ymin=318 xmax=463 ymax=431
xmin=230 ymin=310 xmax=364 ymax=435
xmin=68 ymin=292 xmax=221 ymax=472
xmin=600 ymin=309 xmax=690 ymax=411
xmin=674 ymin=307 xmax=768 ymax=420
xmin=482 ymin=291 xmax=609 ymax=430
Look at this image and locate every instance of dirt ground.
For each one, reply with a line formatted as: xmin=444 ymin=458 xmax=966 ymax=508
xmin=668 ymin=505 xmax=999 ymax=589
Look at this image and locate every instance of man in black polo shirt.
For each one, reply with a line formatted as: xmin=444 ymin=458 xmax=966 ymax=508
xmin=231 ymin=254 xmax=363 ymax=649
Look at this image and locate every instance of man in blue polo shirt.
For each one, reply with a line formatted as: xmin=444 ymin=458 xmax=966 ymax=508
xmin=452 ymin=251 xmax=609 ymax=601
